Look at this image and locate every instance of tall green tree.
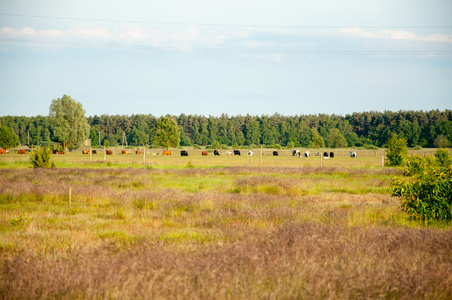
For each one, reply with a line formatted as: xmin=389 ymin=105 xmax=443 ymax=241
xmin=153 ymin=117 xmax=180 ymax=150
xmin=309 ymin=128 xmax=325 ymax=148
xmin=0 ymin=126 xmax=20 ymax=149
xmin=49 ymin=95 xmax=90 ymax=149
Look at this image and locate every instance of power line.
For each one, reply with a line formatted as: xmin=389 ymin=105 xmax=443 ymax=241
xmin=1 ymin=13 xmax=452 ymax=29
xmin=2 ymin=38 xmax=451 ymax=55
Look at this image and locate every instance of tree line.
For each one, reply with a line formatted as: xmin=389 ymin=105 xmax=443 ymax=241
xmin=1 ymin=110 xmax=451 ymax=149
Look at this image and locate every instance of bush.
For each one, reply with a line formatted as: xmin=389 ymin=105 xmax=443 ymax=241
xmin=391 ymin=150 xmax=452 ymax=222
xmin=30 ymin=148 xmax=56 ymax=168
xmin=384 ymin=134 xmax=408 ymax=167
xmin=435 ymin=149 xmax=452 ymax=168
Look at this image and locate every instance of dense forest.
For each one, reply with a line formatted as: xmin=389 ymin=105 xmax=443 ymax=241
xmin=1 ymin=110 xmax=451 ymax=149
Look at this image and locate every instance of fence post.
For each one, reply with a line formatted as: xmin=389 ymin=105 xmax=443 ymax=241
xmin=143 ymin=147 xmax=146 ymax=164
xmin=89 ymin=146 xmax=92 ymax=162
xmin=68 ymin=187 xmax=71 ymax=207
xmin=260 ymin=145 xmax=263 ymax=167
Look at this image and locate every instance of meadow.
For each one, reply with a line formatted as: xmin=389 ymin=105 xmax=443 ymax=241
xmin=1 ymin=149 xmax=451 ymax=299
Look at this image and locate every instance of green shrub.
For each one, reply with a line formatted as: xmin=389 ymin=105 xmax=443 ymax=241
xmin=193 ymin=144 xmax=201 ymax=149
xmin=392 ymin=152 xmax=452 ymax=222
xmin=434 ymin=149 xmax=452 ymax=168
xmin=30 ymin=148 xmax=56 ymax=168
xmin=384 ymin=134 xmax=408 ymax=167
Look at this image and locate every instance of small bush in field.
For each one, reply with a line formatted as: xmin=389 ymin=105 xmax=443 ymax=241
xmin=30 ymin=148 xmax=56 ymax=168
xmin=384 ymin=134 xmax=408 ymax=167
xmin=435 ymin=149 xmax=452 ymax=168
xmin=392 ymin=150 xmax=452 ymax=221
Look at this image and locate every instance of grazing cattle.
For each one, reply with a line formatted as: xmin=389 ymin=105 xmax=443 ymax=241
xmin=323 ymin=152 xmax=329 ymax=158
xmin=181 ymin=150 xmax=189 ymax=156
xmin=106 ymin=150 xmax=113 ymax=155
xmin=52 ymin=150 xmax=58 ymax=154
xmin=18 ymin=149 xmax=26 ymax=154
xmin=136 ymin=150 xmax=142 ymax=155
xmin=304 ymin=151 xmax=310 ymax=158
xmin=202 ymin=151 xmax=208 ymax=156
xmin=248 ymin=150 xmax=254 ymax=156
xmin=82 ymin=150 xmax=89 ymax=155
xmin=162 ymin=150 xmax=171 ymax=156
xmin=273 ymin=151 xmax=279 ymax=156
xmin=214 ymin=150 xmax=220 ymax=156
xmin=330 ymin=152 xmax=334 ymax=158
xmin=315 ymin=152 xmax=321 ymax=156
xmin=226 ymin=151 xmax=233 ymax=156
xmin=234 ymin=150 xmax=241 ymax=156
xmin=58 ymin=151 xmax=65 ymax=154
xmin=350 ymin=151 xmax=357 ymax=158
xmin=122 ymin=150 xmax=128 ymax=155
xmin=92 ymin=150 xmax=97 ymax=154
xmin=292 ymin=149 xmax=300 ymax=157
xmin=0 ymin=149 xmax=6 ymax=154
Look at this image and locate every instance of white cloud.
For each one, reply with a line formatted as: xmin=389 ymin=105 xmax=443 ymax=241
xmin=340 ymin=27 xmax=452 ymax=43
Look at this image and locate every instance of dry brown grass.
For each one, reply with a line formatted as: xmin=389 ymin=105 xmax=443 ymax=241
xmin=0 ymin=167 xmax=451 ymax=299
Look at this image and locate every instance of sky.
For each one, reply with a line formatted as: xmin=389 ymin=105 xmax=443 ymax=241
xmin=0 ymin=0 xmax=451 ymax=118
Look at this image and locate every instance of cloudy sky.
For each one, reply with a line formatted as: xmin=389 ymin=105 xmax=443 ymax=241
xmin=1 ymin=0 xmax=451 ymax=117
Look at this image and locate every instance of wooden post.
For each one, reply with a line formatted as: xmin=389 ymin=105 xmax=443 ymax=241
xmin=260 ymin=145 xmax=263 ymax=167
xmin=320 ymin=152 xmax=323 ymax=166
xmin=89 ymin=146 xmax=92 ymax=162
xmin=68 ymin=187 xmax=71 ymax=207
xmin=104 ymin=145 xmax=106 ymax=162
xmin=143 ymin=147 xmax=146 ymax=164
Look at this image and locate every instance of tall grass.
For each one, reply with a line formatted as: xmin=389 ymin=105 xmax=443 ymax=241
xmin=1 ymin=167 xmax=451 ymax=299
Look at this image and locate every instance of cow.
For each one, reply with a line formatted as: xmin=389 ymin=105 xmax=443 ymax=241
xmin=273 ymin=151 xmax=279 ymax=156
xmin=58 ymin=151 xmax=65 ymax=154
xmin=162 ymin=150 xmax=171 ymax=156
xmin=330 ymin=152 xmax=335 ymax=158
xmin=106 ymin=150 xmax=113 ymax=155
xmin=292 ymin=149 xmax=300 ymax=157
xmin=214 ymin=150 xmax=220 ymax=156
xmin=181 ymin=150 xmax=189 ymax=156
xmin=234 ymin=150 xmax=241 ymax=156
xmin=136 ymin=150 xmax=142 ymax=155
xmin=248 ymin=150 xmax=254 ymax=156
xmin=304 ymin=151 xmax=310 ymax=158
xmin=226 ymin=151 xmax=233 ymax=156
xmin=92 ymin=150 xmax=97 ymax=154
xmin=350 ymin=151 xmax=357 ymax=158
xmin=315 ymin=152 xmax=321 ymax=156
xmin=82 ymin=150 xmax=89 ymax=155
xmin=53 ymin=150 xmax=58 ymax=154
xmin=18 ymin=149 xmax=27 ymax=154
xmin=0 ymin=149 xmax=6 ymax=154
xmin=122 ymin=150 xmax=128 ymax=155
xmin=323 ymin=152 xmax=329 ymax=158
xmin=202 ymin=151 xmax=208 ymax=156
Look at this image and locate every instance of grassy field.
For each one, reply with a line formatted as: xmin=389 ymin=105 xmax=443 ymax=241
xmin=1 ymin=150 xmax=451 ymax=299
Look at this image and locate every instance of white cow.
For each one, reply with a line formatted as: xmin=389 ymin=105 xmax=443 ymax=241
xmin=226 ymin=151 xmax=233 ymax=156
xmin=304 ymin=151 xmax=310 ymax=158
xmin=248 ymin=150 xmax=254 ymax=156
xmin=292 ymin=149 xmax=300 ymax=157
xmin=350 ymin=151 xmax=357 ymax=158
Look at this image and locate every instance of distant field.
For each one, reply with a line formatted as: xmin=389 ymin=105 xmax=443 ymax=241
xmin=1 ymin=149 xmax=451 ymax=299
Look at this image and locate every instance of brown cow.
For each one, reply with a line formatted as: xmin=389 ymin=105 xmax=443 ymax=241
xmin=58 ymin=151 xmax=65 ymax=154
xmin=0 ymin=149 xmax=6 ymax=154
xmin=202 ymin=151 xmax=208 ymax=156
xmin=136 ymin=150 xmax=142 ymax=155
xmin=162 ymin=150 xmax=171 ymax=156
xmin=92 ymin=150 xmax=97 ymax=154
xmin=82 ymin=150 xmax=89 ymax=155
xmin=122 ymin=150 xmax=128 ymax=155
xmin=18 ymin=149 xmax=26 ymax=154
xmin=106 ymin=150 xmax=113 ymax=155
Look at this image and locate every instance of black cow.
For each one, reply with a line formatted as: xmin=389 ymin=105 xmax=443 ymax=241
xmin=323 ymin=152 xmax=329 ymax=158
xmin=234 ymin=150 xmax=241 ymax=156
xmin=214 ymin=150 xmax=220 ymax=156
xmin=330 ymin=152 xmax=334 ymax=158
xmin=180 ymin=150 xmax=189 ymax=156
xmin=273 ymin=151 xmax=279 ymax=156
xmin=52 ymin=150 xmax=58 ymax=154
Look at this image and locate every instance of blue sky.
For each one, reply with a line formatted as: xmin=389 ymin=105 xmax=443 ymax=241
xmin=1 ymin=0 xmax=451 ymax=117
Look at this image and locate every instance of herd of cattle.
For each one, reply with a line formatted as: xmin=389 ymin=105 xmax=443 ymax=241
xmin=0 ymin=147 xmax=358 ymax=158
